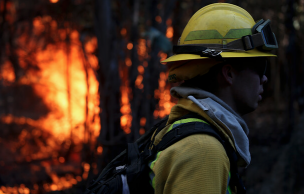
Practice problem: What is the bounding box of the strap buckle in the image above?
[201,49,222,57]
[241,35,254,51]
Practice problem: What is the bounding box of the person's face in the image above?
[231,59,268,115]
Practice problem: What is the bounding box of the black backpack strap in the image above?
[126,143,141,181]
[150,116,169,147]
[155,121,221,151]
[154,120,246,194]
[224,143,246,194]
[137,116,169,151]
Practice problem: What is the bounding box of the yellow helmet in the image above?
[163,3,277,63]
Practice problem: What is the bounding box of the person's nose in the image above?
[261,75,268,84]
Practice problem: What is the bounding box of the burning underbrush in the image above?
[0,117,93,193]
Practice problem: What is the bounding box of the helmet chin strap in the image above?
[173,32,274,57]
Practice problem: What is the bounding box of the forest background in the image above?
[0,0,304,193]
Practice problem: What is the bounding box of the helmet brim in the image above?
[161,49,277,63]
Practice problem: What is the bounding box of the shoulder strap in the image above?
[153,116,246,194]
[155,121,222,151]
[136,116,168,150]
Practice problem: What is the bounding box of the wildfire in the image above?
[1,18,100,140]
[0,15,100,193]
[31,23,100,142]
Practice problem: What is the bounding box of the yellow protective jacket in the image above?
[148,98,238,194]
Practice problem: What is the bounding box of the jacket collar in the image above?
[169,86,251,167]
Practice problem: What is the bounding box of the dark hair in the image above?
[182,62,224,93]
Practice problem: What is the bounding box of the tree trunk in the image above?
[94,0,126,171]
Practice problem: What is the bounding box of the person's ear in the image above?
[221,64,234,85]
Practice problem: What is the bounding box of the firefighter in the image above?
[148,3,278,194]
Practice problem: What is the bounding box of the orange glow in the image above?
[0,61,15,84]
[76,176,82,182]
[50,0,59,3]
[97,146,103,154]
[82,163,90,180]
[138,65,144,74]
[125,128,131,134]
[33,17,45,35]
[137,39,147,60]
[138,84,144,89]
[59,157,65,163]
[159,80,166,88]
[121,104,131,114]
[140,117,146,126]
[85,37,97,53]
[166,26,174,39]
[84,163,90,172]
[158,51,167,62]
[155,16,162,23]
[125,58,132,67]
[127,42,133,50]
[0,173,83,193]
[153,110,159,118]
[160,72,166,79]
[135,39,148,89]
[120,86,132,134]
[139,128,145,135]
[135,75,143,87]
[166,19,172,26]
[120,114,132,134]
[154,71,175,119]
[31,30,100,141]
[121,28,127,36]
[143,61,148,67]
[50,184,58,191]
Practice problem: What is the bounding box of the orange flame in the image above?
[0,15,100,192]
[22,16,101,142]
[0,61,15,84]
[154,71,175,118]
[120,86,132,134]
